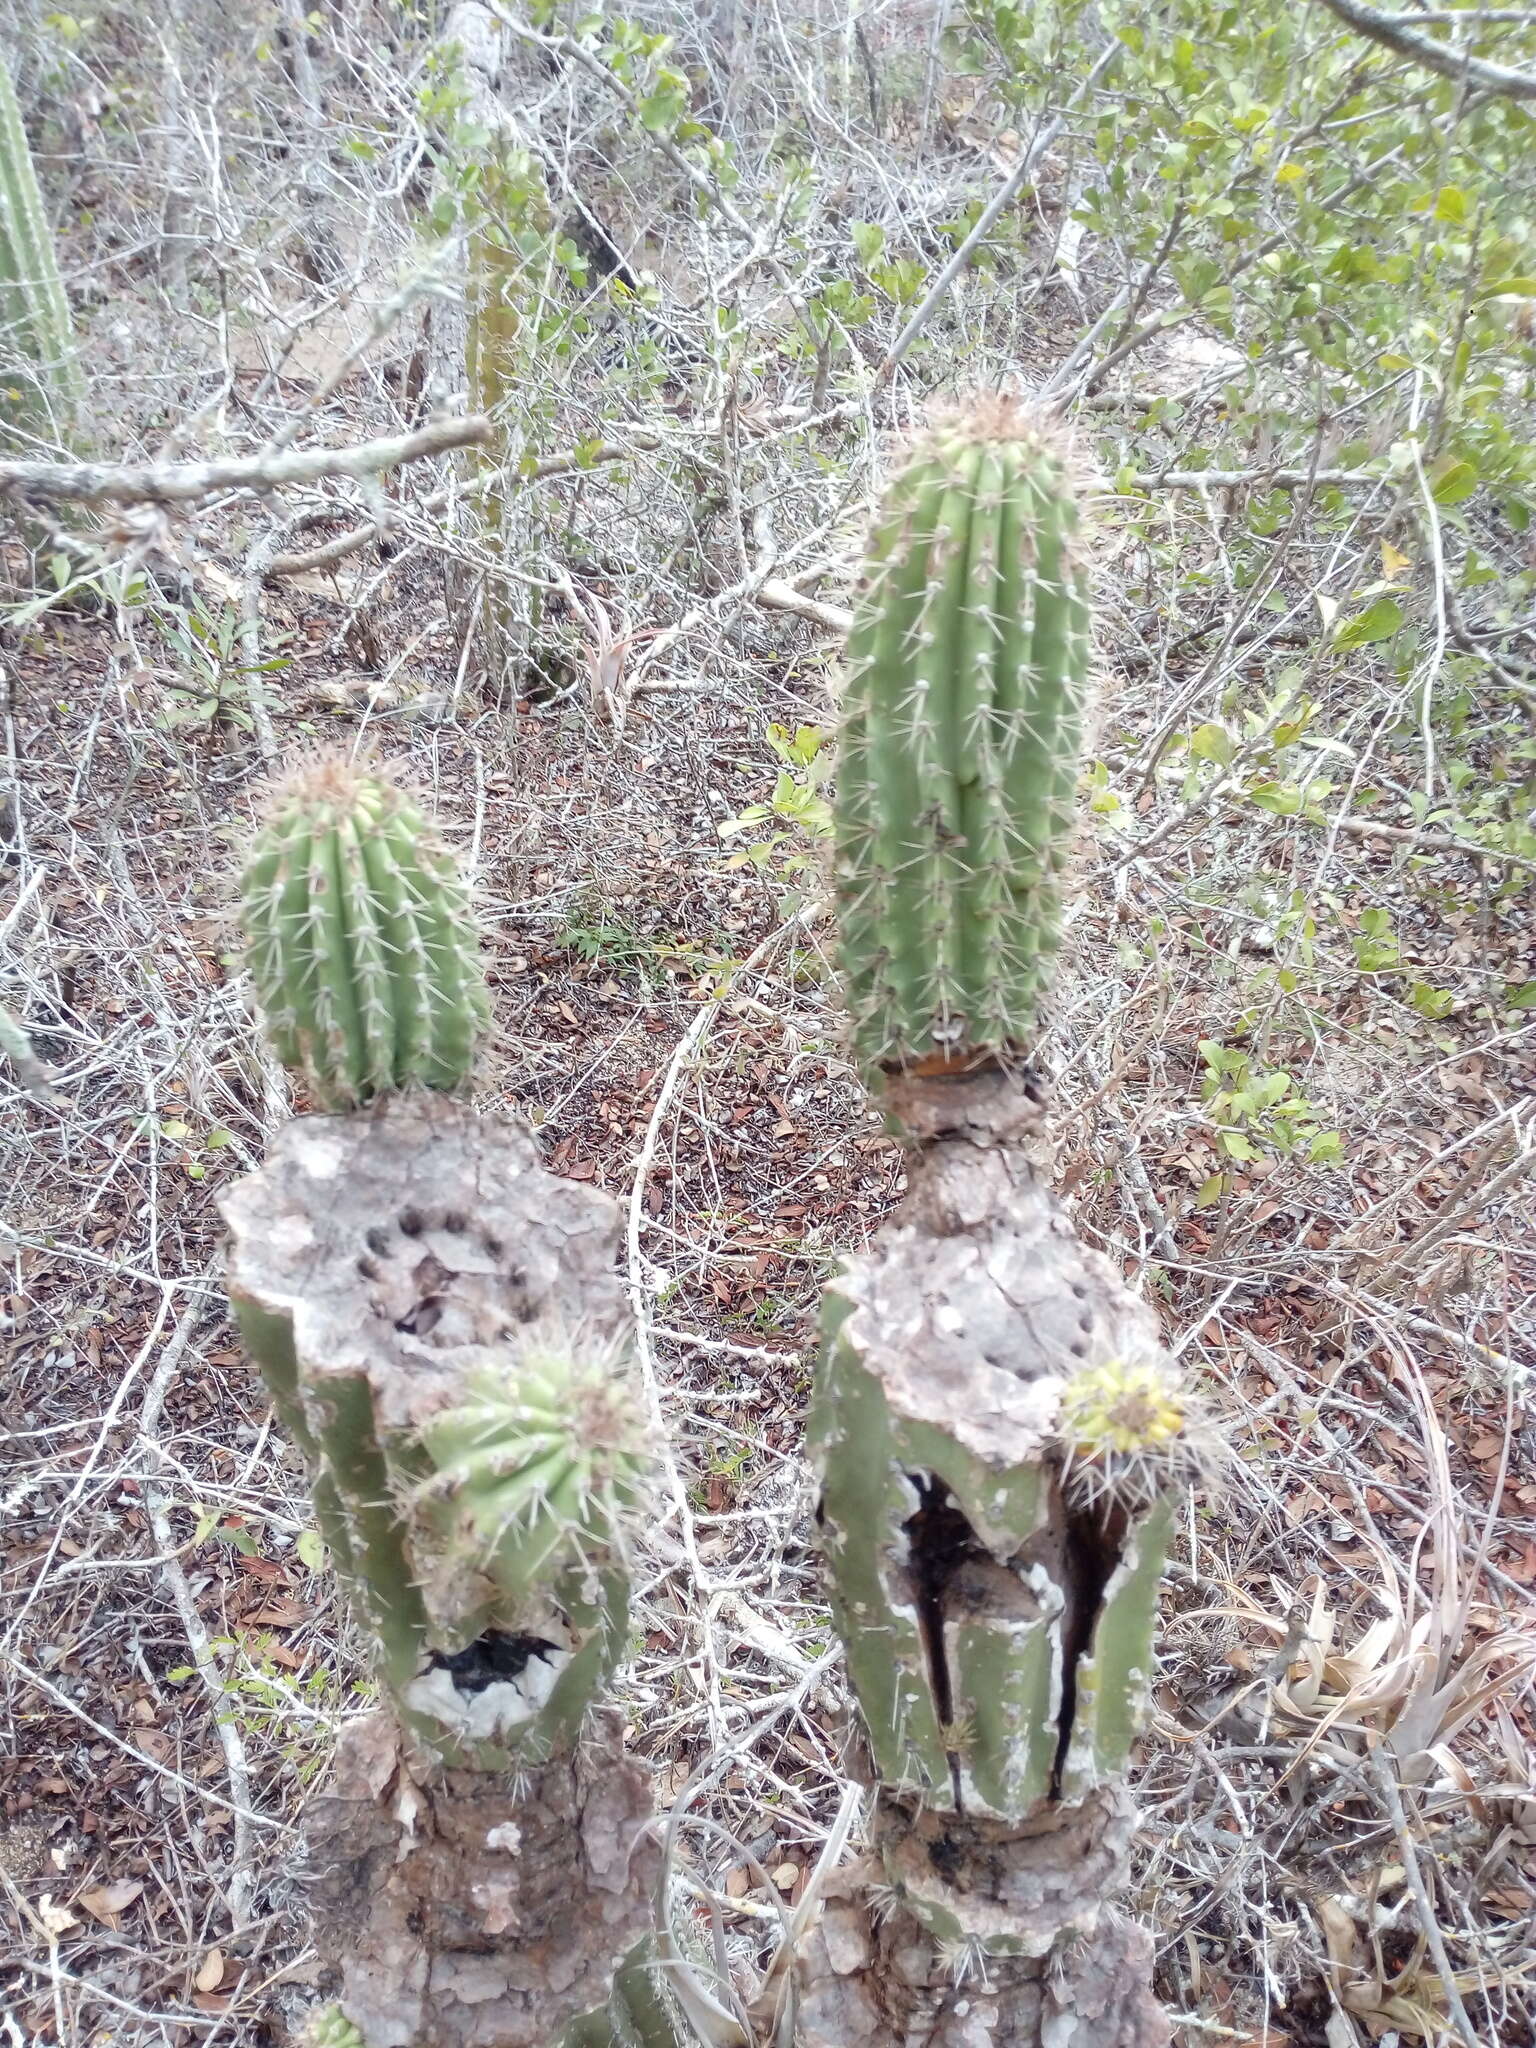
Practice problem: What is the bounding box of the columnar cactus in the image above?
[239,759,489,1112]
[834,399,1093,1080]
[0,51,82,429]
[801,405,1179,2041]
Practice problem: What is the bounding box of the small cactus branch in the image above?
[240,760,489,1113]
[834,400,1094,1084]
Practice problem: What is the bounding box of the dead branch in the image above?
[0,417,492,507]
[754,577,855,633]
[264,432,661,577]
[1318,0,1536,98]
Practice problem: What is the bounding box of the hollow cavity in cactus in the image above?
[239,759,489,1111]
[834,398,1093,1078]
[0,51,83,430]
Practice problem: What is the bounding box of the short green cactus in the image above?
[239,760,489,1111]
[834,399,1093,1078]
[422,1336,652,1599]
[302,2008,365,2048]
[1,51,82,430]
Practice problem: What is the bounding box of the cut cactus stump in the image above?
[301,1709,661,2048]
[803,1074,1179,2046]
[220,1098,666,2046]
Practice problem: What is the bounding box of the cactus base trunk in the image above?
[797,1789,1161,2048]
[302,1709,662,2048]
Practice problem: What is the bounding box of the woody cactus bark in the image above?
[798,404,1183,2046]
[222,766,677,2048]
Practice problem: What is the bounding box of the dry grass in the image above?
[2,4,1534,2044]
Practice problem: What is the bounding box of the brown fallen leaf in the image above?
[77,1877,144,1927]
[243,1597,313,1628]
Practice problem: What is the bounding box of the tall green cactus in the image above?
[834,399,1092,1080]
[0,51,83,431]
[808,408,1183,2030]
[240,759,489,1112]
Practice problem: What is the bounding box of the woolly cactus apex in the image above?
[835,397,1094,1082]
[239,759,489,1111]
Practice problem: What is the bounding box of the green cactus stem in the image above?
[239,759,489,1112]
[0,51,82,431]
[220,1097,649,1770]
[834,399,1093,1082]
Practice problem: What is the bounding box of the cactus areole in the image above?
[240,760,489,1112]
[835,400,1092,1083]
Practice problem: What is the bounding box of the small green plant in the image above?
[151,593,288,737]
[1198,1039,1344,1169]
[167,1638,367,1790]
[555,902,728,991]
[1351,905,1401,973]
[718,723,834,886]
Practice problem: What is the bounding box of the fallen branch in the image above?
[1318,0,1536,99]
[754,576,855,633]
[1325,810,1536,870]
[0,417,492,507]
[1145,466,1378,491]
